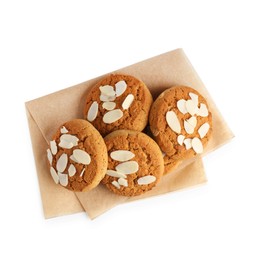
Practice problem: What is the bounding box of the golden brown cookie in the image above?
[149,86,212,174]
[102,130,164,196]
[46,119,108,192]
[83,74,153,136]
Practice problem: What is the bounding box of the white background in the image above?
[0,0,259,259]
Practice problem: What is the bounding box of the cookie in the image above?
[46,119,108,192]
[149,86,212,174]
[102,130,164,196]
[83,74,153,136]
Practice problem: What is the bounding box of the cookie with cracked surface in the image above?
[46,119,108,192]
[83,74,153,136]
[102,130,164,196]
[149,86,212,174]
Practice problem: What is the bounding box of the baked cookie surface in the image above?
[46,119,108,192]
[149,86,212,174]
[83,74,153,136]
[102,130,164,196]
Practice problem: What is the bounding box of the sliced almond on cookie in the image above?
[47,149,53,164]
[87,101,99,122]
[177,135,185,145]
[56,153,68,172]
[118,178,128,187]
[106,170,127,178]
[191,137,203,154]
[198,122,210,138]
[122,94,134,110]
[50,140,57,155]
[60,126,69,134]
[50,167,59,184]
[115,161,139,174]
[80,168,85,177]
[189,93,199,106]
[183,138,192,150]
[100,94,116,102]
[198,103,209,117]
[184,120,195,134]
[58,172,68,186]
[103,109,123,124]
[99,85,116,97]
[137,175,156,185]
[112,180,120,189]
[73,149,91,165]
[60,134,79,146]
[186,99,198,116]
[115,80,127,97]
[68,164,76,177]
[166,111,181,134]
[110,150,135,162]
[102,101,116,111]
[177,99,187,114]
[58,140,74,149]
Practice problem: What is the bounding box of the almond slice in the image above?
[183,138,192,150]
[189,93,199,106]
[115,161,139,174]
[122,94,134,110]
[106,170,127,178]
[50,140,57,155]
[99,85,116,97]
[177,99,187,114]
[137,175,156,185]
[58,172,68,186]
[100,94,116,102]
[110,150,135,162]
[118,178,128,187]
[112,180,120,189]
[186,99,198,116]
[68,164,76,177]
[58,139,74,149]
[187,116,197,128]
[60,126,69,134]
[70,154,78,163]
[56,153,68,172]
[103,109,123,124]
[184,120,195,134]
[115,80,127,97]
[87,101,99,122]
[198,103,209,117]
[60,134,79,146]
[191,137,203,154]
[50,167,59,184]
[47,149,53,164]
[80,168,85,177]
[102,101,116,111]
[198,122,210,138]
[166,111,181,134]
[73,149,91,165]
[177,135,185,145]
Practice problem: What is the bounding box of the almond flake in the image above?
[47,149,53,164]
[112,180,120,189]
[137,175,156,185]
[110,150,135,162]
[166,111,181,134]
[99,85,116,97]
[68,164,76,177]
[58,172,68,186]
[60,126,69,134]
[70,155,78,163]
[60,134,79,146]
[186,99,198,116]
[122,94,134,110]
[56,153,68,172]
[115,80,127,97]
[103,109,123,124]
[184,119,195,134]
[118,178,128,187]
[50,140,57,155]
[177,135,185,145]
[50,167,59,184]
[187,116,197,127]
[189,93,199,106]
[87,101,99,122]
[177,99,187,114]
[58,140,74,149]
[183,138,192,150]
[191,137,203,154]
[106,170,127,178]
[100,94,116,102]
[102,101,116,111]
[198,123,210,138]
[198,103,209,117]
[80,168,85,177]
[115,161,139,174]
[73,149,91,165]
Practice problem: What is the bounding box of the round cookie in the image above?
[46,119,108,192]
[149,86,212,174]
[102,130,164,196]
[83,74,153,136]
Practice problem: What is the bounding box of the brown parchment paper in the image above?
[26,49,234,219]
